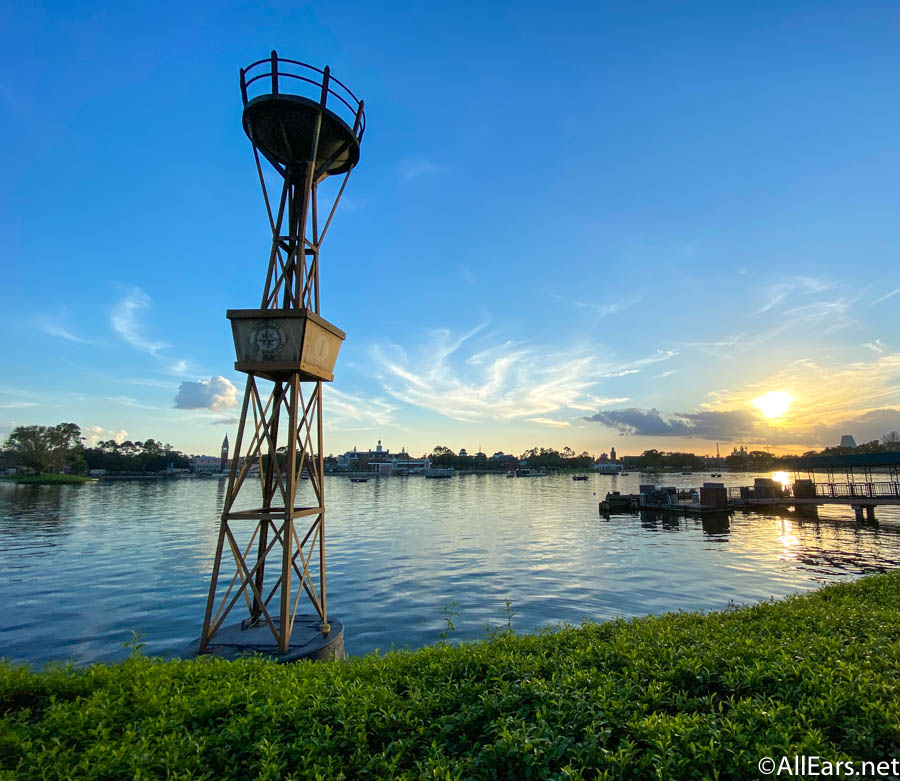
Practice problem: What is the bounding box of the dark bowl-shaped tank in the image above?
[243,94,360,177]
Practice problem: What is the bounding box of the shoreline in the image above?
[0,473,97,486]
[2,573,898,777]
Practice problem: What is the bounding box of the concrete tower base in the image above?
[183,615,345,662]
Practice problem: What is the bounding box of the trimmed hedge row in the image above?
[2,574,899,779]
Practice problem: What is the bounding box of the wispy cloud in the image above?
[399,158,449,181]
[122,377,178,390]
[869,287,899,308]
[370,328,670,423]
[754,276,832,315]
[35,309,93,344]
[607,349,678,375]
[684,333,746,358]
[684,275,862,360]
[552,294,642,317]
[0,386,39,411]
[864,339,885,354]
[324,387,397,429]
[105,395,160,410]
[569,395,630,411]
[111,287,169,356]
[525,417,572,428]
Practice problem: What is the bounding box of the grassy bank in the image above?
[2,575,899,779]
[0,473,96,485]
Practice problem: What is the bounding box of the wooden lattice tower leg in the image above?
[197,53,364,655]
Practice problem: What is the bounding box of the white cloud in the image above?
[111,287,169,356]
[84,425,128,447]
[864,339,885,354]
[173,376,238,410]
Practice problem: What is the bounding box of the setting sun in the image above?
[753,390,793,419]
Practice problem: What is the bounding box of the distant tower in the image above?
[376,439,383,453]
[840,435,857,449]
[610,446,617,462]
[220,434,229,473]
[192,52,365,660]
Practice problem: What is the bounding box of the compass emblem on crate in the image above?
[249,319,287,360]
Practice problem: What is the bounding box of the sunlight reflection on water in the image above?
[1,472,898,666]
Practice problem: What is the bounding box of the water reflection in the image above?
[772,470,792,489]
[0,485,72,549]
[1,473,899,666]
[701,514,731,537]
[637,511,730,537]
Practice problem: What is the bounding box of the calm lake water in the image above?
[2,472,899,666]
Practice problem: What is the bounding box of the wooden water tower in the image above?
[188,52,365,660]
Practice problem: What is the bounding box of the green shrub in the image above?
[2,574,899,779]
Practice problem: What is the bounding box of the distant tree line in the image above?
[428,445,593,471]
[1,423,190,475]
[623,450,712,470]
[85,438,190,473]
[625,431,900,471]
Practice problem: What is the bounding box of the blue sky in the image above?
[2,0,898,457]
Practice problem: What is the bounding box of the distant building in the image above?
[840,435,857,449]
[610,446,617,462]
[220,434,229,472]
[459,448,468,457]
[335,441,429,474]
[191,456,222,474]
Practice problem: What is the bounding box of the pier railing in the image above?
[727,482,900,501]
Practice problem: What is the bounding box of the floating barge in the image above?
[600,483,733,517]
